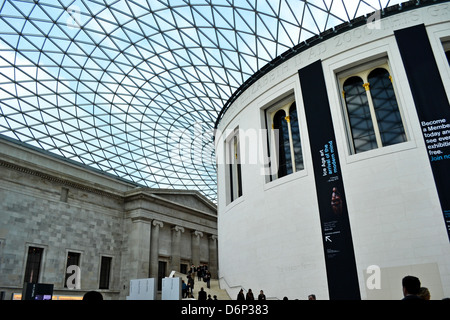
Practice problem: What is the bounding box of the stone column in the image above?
[170,225,184,273]
[208,235,218,279]
[191,231,203,267]
[129,217,152,279]
[150,220,163,279]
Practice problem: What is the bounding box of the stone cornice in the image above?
[0,159,124,200]
[124,189,217,219]
[0,136,218,221]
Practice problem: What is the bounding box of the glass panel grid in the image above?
[0,0,404,202]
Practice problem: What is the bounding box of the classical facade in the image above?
[0,136,217,300]
[215,2,450,300]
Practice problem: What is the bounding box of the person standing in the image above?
[401,275,422,300]
[182,280,188,298]
[189,264,196,278]
[198,287,207,300]
[246,289,255,300]
[197,265,203,281]
[258,290,266,300]
[418,287,430,300]
[237,289,245,301]
[187,274,195,294]
[205,270,211,289]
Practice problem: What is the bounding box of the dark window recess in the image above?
[24,247,43,283]
[64,252,80,288]
[99,256,112,289]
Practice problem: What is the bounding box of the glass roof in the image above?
[0,0,404,203]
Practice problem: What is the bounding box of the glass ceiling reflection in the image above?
[0,0,404,202]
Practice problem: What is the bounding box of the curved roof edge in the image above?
[214,0,448,130]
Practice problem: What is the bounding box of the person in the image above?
[83,291,103,301]
[197,265,203,281]
[246,289,254,300]
[258,290,266,300]
[189,264,196,278]
[182,280,188,298]
[185,292,195,300]
[418,287,430,300]
[205,270,211,289]
[237,289,245,300]
[187,275,195,294]
[207,294,212,301]
[401,275,422,300]
[308,294,316,300]
[213,295,218,300]
[198,287,207,300]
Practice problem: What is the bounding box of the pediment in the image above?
[125,188,216,215]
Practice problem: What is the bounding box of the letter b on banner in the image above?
[66,265,81,289]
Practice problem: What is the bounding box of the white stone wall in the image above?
[216,4,450,300]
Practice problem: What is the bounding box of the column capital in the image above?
[172,225,185,233]
[152,220,164,228]
[209,234,218,241]
[192,230,204,238]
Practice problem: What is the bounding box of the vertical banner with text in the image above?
[395,24,450,241]
[299,60,361,300]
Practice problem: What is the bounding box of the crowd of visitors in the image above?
[182,264,212,299]
[229,275,443,300]
[183,267,442,301]
[180,272,444,301]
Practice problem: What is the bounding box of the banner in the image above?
[395,24,450,241]
[299,60,361,300]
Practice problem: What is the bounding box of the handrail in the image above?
[219,276,247,294]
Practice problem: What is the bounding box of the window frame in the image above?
[224,127,243,204]
[64,250,82,288]
[99,255,113,290]
[443,41,450,65]
[23,245,46,284]
[265,94,304,181]
[338,60,407,155]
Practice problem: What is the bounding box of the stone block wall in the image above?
[0,138,217,300]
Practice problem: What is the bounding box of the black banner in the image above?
[395,24,450,241]
[299,60,361,300]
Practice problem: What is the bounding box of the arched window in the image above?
[368,68,406,147]
[226,129,242,204]
[341,65,406,154]
[273,109,292,178]
[343,76,377,153]
[268,100,304,180]
[289,103,304,172]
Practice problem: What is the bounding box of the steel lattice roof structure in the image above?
[0,0,406,202]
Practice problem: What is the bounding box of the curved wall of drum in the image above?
[215,2,450,300]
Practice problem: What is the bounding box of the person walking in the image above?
[187,275,195,294]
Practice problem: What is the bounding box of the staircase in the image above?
[172,271,231,300]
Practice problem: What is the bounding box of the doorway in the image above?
[157,261,167,291]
